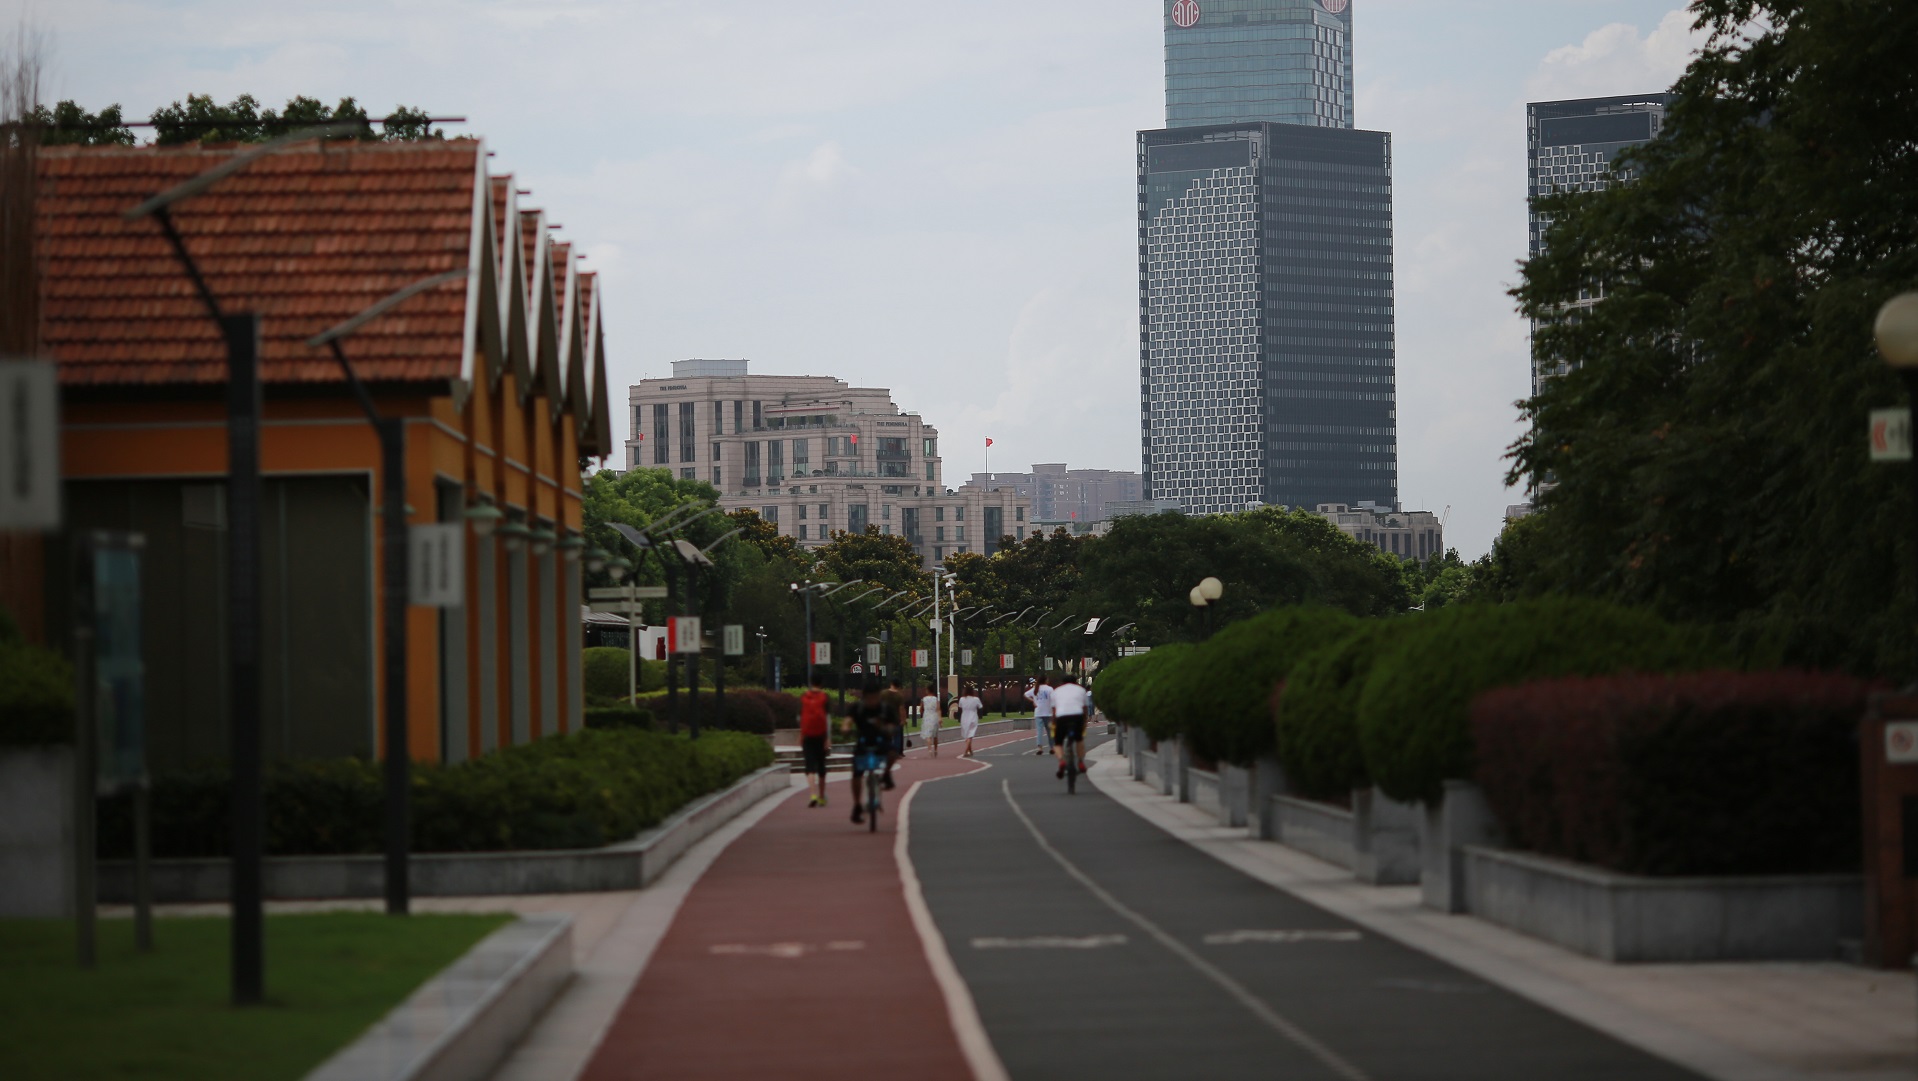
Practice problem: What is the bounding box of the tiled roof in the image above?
[550,242,571,330]
[38,140,481,387]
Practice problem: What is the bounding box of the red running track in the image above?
[579,733,1024,1081]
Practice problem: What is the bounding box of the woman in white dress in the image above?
[958,686,983,758]
[920,689,942,757]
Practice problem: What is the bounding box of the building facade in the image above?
[627,361,1030,566]
[1527,93,1672,396]
[960,463,1143,524]
[1314,502,1442,561]
[1139,121,1396,514]
[1165,0,1355,130]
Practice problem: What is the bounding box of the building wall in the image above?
[1314,502,1443,560]
[1164,0,1354,129]
[961,464,1144,524]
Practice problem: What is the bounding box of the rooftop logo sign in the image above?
[1321,0,1348,12]
[1171,0,1200,28]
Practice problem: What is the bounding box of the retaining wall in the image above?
[0,748,73,918]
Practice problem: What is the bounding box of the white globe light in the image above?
[1876,292,1918,369]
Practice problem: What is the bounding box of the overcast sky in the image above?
[26,0,1706,556]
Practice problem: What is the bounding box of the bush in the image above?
[99,728,774,857]
[1092,655,1148,726]
[582,706,655,730]
[731,688,800,730]
[582,647,632,703]
[633,689,776,734]
[1471,671,1870,875]
[1275,620,1415,799]
[1122,643,1201,743]
[0,638,74,747]
[1357,598,1728,805]
[1181,607,1357,766]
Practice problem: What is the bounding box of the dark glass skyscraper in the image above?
[1141,0,1395,514]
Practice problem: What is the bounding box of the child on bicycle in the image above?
[848,678,894,826]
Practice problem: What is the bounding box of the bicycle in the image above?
[855,744,887,831]
[1055,714,1087,795]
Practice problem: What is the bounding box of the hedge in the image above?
[98,728,774,858]
[1116,643,1200,743]
[632,689,776,734]
[1180,606,1357,766]
[1091,654,1149,727]
[582,649,712,705]
[1356,598,1728,805]
[0,636,73,748]
[582,705,655,730]
[1274,619,1414,800]
[1471,671,1869,875]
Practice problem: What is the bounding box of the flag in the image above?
[985,438,993,447]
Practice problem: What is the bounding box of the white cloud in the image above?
[1527,9,1706,102]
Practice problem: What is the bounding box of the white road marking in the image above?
[1001,779,1376,1081]
[707,940,868,958]
[1205,930,1363,945]
[971,934,1128,950]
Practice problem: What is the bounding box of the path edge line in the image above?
[897,757,1012,1081]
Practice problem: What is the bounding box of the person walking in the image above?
[919,686,942,757]
[799,673,831,808]
[957,684,983,758]
[1025,677,1054,755]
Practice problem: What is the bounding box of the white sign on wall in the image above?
[408,523,464,607]
[0,359,59,530]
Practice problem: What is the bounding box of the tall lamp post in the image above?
[1874,295,1918,615]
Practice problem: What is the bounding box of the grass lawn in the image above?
[0,911,511,1081]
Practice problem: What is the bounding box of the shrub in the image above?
[99,728,774,857]
[582,706,655,730]
[582,647,632,702]
[1471,671,1870,875]
[633,689,776,735]
[0,638,74,747]
[1123,643,1200,743]
[1181,607,1357,766]
[731,688,800,730]
[1357,598,1728,805]
[1275,620,1415,799]
[1092,655,1148,726]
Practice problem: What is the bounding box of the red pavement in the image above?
[579,733,1023,1081]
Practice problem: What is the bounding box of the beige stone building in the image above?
[627,360,1031,566]
[1314,502,1445,561]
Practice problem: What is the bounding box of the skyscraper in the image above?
[1165,0,1354,129]
[1140,0,1396,514]
[1526,94,1672,396]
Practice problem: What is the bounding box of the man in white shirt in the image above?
[1049,675,1090,779]
[1024,678,1054,755]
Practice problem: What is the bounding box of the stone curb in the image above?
[98,764,792,902]
[303,912,573,1081]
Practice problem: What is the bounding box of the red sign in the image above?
[1171,0,1200,28]
[1321,0,1347,12]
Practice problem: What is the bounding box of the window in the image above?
[653,403,669,464]
[744,442,761,487]
[799,525,808,540]
[923,438,937,457]
[955,526,965,541]
[817,503,829,519]
[681,468,694,480]
[713,401,723,436]
[925,462,935,481]
[848,504,868,533]
[712,441,721,462]
[769,440,784,483]
[734,400,743,434]
[679,402,696,463]
[936,526,946,542]
[934,546,943,561]
[1015,507,1025,522]
[762,505,779,524]
[934,507,945,522]
[954,506,965,521]
[1016,526,1026,540]
[798,504,808,520]
[883,525,891,535]
[712,467,721,486]
[792,438,809,471]
[753,401,763,429]
[881,504,892,520]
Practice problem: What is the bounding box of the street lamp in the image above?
[1875,294,1918,621]
[1190,576,1223,638]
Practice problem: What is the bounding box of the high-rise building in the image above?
[627,360,1030,566]
[959,463,1144,523]
[1143,0,1394,516]
[1139,122,1396,515]
[1526,94,1672,396]
[1165,0,1354,129]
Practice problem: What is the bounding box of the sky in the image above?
[20,0,1710,557]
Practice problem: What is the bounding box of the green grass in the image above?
[0,911,511,1081]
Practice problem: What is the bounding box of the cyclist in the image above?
[1050,673,1090,780]
[849,678,892,826]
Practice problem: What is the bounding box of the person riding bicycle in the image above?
[848,678,894,826]
[880,678,908,789]
[1050,673,1090,780]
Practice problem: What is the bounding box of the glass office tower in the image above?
[1165,0,1354,129]
[1139,122,1395,513]
[1526,94,1671,396]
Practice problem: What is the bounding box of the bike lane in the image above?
[578,734,1024,1081]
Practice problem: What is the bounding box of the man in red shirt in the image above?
[799,673,832,808]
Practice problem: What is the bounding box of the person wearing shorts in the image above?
[1026,678,1053,755]
[1049,674,1090,778]
[800,673,831,808]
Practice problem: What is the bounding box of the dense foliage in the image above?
[1179,607,1357,766]
[98,728,773,857]
[0,614,71,747]
[1509,0,1918,677]
[1471,671,1870,875]
[1356,599,1728,805]
[1274,620,1414,799]
[630,688,777,734]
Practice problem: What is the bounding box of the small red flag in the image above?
[985,438,994,447]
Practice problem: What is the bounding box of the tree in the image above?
[1510,0,1918,675]
[812,527,924,597]
[148,93,444,145]
[30,101,134,146]
[727,508,808,570]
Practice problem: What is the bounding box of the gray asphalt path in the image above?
[908,733,1704,1081]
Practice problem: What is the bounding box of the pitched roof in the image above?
[38,139,482,387]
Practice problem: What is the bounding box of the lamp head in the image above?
[1189,585,1207,607]
[1876,292,1918,369]
[1198,576,1223,602]
[607,556,632,582]
[465,501,503,538]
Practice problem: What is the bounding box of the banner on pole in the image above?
[912,648,929,667]
[669,616,702,654]
[1000,653,1015,669]
[723,624,745,656]
[408,523,464,607]
[811,641,832,664]
[865,642,881,664]
[960,649,973,666]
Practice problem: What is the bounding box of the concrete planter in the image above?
[1188,767,1223,820]
[1352,788,1421,886]
[1217,763,1251,829]
[1252,756,1286,841]
[99,764,790,903]
[1272,795,1358,871]
[1421,779,1503,913]
[1463,846,1864,962]
[0,747,74,918]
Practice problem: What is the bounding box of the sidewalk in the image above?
[1085,743,1916,1081]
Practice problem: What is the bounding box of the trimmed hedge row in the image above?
[1273,619,1414,800]
[1180,607,1357,765]
[97,727,774,858]
[1470,671,1869,875]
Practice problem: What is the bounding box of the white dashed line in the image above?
[971,934,1129,950]
[1204,930,1363,945]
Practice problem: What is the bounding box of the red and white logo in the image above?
[1321,0,1348,13]
[1171,0,1200,28]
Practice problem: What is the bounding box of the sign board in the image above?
[912,648,929,667]
[811,641,832,665]
[850,662,864,674]
[408,523,464,607]
[1084,617,1101,635]
[1000,653,1015,669]
[865,642,881,664]
[1119,645,1153,657]
[589,601,649,616]
[1044,657,1055,672]
[928,618,942,632]
[669,616,701,654]
[723,624,745,656]
[1871,408,1911,462]
[86,535,146,791]
[1082,656,1095,672]
[960,649,973,666]
[588,585,668,600]
[0,359,60,530]
[1171,0,1201,28]
[1888,722,1918,764]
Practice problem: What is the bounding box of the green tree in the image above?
[148,94,441,145]
[1509,0,1918,674]
[812,527,924,597]
[30,101,134,146]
